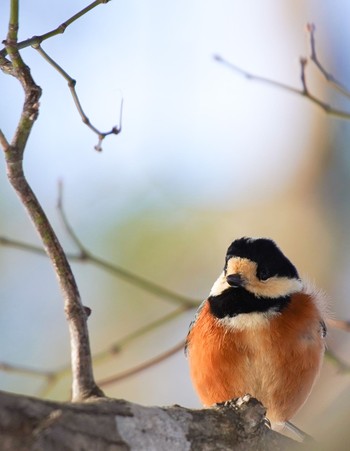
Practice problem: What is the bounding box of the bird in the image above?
[186,237,326,435]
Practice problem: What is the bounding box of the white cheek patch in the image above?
[209,272,230,297]
[209,270,303,299]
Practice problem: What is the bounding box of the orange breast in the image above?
[187,292,324,423]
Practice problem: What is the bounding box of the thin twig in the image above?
[326,318,350,333]
[0,306,191,398]
[56,183,198,308]
[0,234,199,308]
[299,57,308,95]
[92,306,192,364]
[0,0,112,58]
[214,54,350,119]
[99,340,185,387]
[0,129,10,150]
[0,362,55,379]
[307,23,350,99]
[33,44,122,151]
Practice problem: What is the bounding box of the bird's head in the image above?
[209,238,303,322]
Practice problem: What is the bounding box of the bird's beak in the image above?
[226,273,244,287]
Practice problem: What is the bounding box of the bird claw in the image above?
[263,417,271,429]
[213,394,253,409]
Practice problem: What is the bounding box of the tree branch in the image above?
[213,54,350,119]
[1,0,120,151]
[0,233,198,308]
[0,1,102,402]
[33,44,122,151]
[0,391,305,450]
[99,341,185,388]
[0,1,112,57]
[307,23,350,99]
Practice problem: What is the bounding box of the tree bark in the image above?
[0,391,307,451]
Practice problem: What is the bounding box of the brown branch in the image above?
[326,318,350,333]
[33,44,122,151]
[307,23,350,99]
[214,54,350,119]
[56,182,198,308]
[40,307,191,397]
[0,0,112,58]
[0,362,54,379]
[0,306,191,398]
[0,233,198,308]
[0,1,102,402]
[1,0,120,151]
[0,129,10,149]
[99,341,185,387]
[299,57,308,94]
[2,391,302,451]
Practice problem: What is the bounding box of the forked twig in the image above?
[214,35,350,120]
[307,23,350,99]
[214,24,350,118]
[1,0,119,151]
[33,44,122,151]
[0,0,112,58]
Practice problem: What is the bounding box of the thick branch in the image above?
[0,391,305,451]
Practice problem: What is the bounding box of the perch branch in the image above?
[2,391,301,451]
[0,0,102,402]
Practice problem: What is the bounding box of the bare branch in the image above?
[57,183,198,307]
[326,318,350,333]
[0,233,199,308]
[0,1,112,57]
[99,341,185,387]
[0,129,10,150]
[307,23,350,99]
[0,1,103,402]
[33,44,122,151]
[214,54,350,119]
[0,362,54,379]
[299,57,308,94]
[0,307,190,398]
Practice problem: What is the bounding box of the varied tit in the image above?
[186,237,326,432]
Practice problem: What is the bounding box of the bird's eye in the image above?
[258,267,270,281]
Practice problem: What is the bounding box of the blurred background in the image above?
[1,0,350,447]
